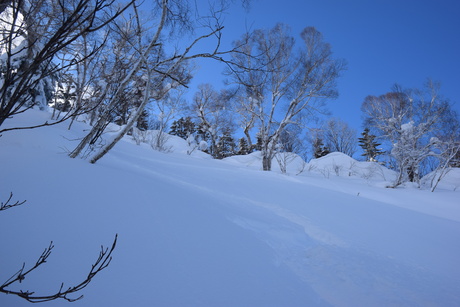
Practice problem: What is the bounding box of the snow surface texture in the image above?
[1,109,459,306]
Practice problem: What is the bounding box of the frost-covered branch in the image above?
[361,81,460,187]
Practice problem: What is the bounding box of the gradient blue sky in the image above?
[190,0,460,132]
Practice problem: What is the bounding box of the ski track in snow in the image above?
[2,110,460,306]
[228,199,460,307]
[107,146,460,306]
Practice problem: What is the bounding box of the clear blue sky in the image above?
[190,0,460,132]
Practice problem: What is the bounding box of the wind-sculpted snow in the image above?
[1,109,459,306]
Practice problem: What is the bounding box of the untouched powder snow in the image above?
[1,109,459,306]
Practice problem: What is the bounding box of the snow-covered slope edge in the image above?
[1,110,459,307]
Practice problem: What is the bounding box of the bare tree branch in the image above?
[0,0,134,131]
[0,192,26,211]
[0,234,118,303]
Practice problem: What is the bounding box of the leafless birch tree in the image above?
[322,117,357,157]
[69,0,248,163]
[362,80,460,187]
[228,24,345,170]
[191,83,234,157]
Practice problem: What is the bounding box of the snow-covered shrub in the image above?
[151,131,172,153]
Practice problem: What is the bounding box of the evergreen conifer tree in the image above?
[136,109,150,131]
[358,128,383,162]
[215,130,236,159]
[169,117,196,139]
[254,133,263,151]
[237,137,250,155]
[196,122,211,143]
[313,137,330,158]
[450,149,460,168]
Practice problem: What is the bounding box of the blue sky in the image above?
[189,0,460,132]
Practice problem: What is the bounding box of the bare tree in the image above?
[274,147,297,174]
[228,24,345,170]
[69,0,172,160]
[149,88,187,151]
[69,0,248,163]
[191,83,235,158]
[0,0,132,133]
[427,139,460,192]
[0,193,117,303]
[322,117,357,157]
[278,124,305,155]
[233,92,258,152]
[63,30,112,130]
[362,80,460,187]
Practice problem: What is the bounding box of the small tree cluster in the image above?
[237,137,250,155]
[169,117,197,140]
[215,129,236,159]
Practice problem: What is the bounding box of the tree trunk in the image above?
[89,66,152,164]
[262,154,272,171]
[69,0,167,159]
[244,128,253,152]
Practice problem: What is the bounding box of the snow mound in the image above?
[118,126,212,159]
[307,152,396,182]
[421,168,460,191]
[223,151,306,173]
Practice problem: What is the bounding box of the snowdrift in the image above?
[1,109,459,307]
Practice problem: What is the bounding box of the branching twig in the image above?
[0,234,118,303]
[0,192,26,211]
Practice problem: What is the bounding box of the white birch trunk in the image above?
[69,0,168,159]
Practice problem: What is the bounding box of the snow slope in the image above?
[1,109,459,306]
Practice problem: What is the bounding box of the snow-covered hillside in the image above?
[1,110,459,306]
